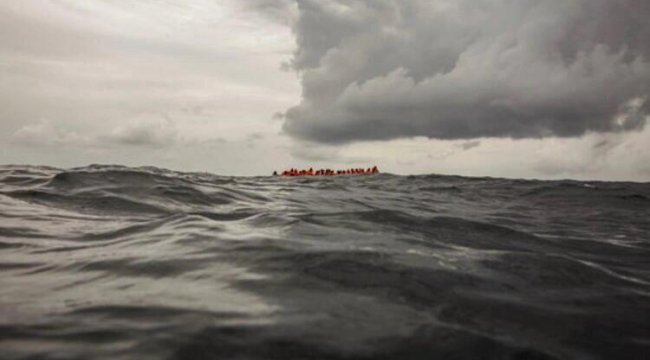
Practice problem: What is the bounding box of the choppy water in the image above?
[0,165,649,360]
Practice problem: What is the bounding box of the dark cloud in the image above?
[459,141,481,151]
[239,0,297,25]
[276,0,650,144]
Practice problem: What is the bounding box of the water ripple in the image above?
[1,165,649,359]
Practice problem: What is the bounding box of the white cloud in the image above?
[11,119,91,147]
[0,0,299,174]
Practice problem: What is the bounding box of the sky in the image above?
[1,0,649,180]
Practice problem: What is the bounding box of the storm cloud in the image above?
[279,0,650,144]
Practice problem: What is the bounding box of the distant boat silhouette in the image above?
[275,166,379,176]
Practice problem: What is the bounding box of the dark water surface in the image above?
[1,165,649,360]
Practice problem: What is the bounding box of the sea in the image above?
[0,164,649,360]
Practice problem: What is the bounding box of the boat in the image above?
[273,166,379,176]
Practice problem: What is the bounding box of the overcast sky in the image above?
[1,0,649,180]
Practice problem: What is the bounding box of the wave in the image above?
[0,165,649,359]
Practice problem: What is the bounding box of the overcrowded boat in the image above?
[273,166,379,177]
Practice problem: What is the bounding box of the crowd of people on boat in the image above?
[273,166,379,177]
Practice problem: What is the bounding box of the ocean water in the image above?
[0,164,649,360]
